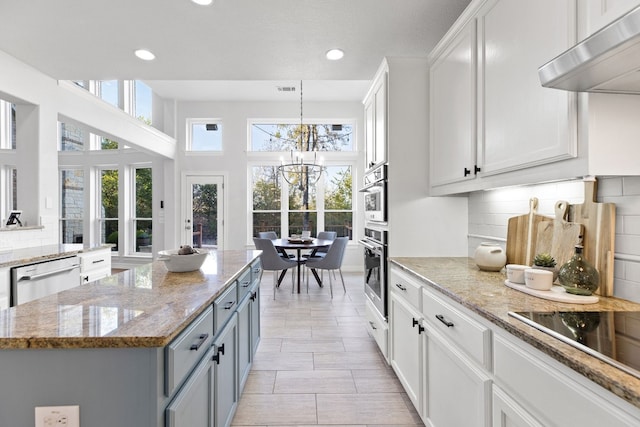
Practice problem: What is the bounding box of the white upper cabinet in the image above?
[478,0,577,177]
[429,0,578,195]
[429,18,478,187]
[581,0,640,37]
[364,63,388,170]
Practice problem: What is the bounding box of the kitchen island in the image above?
[389,257,640,426]
[0,249,262,427]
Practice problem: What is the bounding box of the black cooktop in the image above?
[509,311,640,380]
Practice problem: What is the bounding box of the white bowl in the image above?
[524,268,553,291]
[505,264,529,284]
[158,249,208,272]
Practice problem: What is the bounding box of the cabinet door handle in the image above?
[212,353,220,365]
[83,276,89,282]
[395,283,407,291]
[223,301,235,310]
[435,314,454,328]
[250,291,257,301]
[464,167,471,177]
[474,165,481,175]
[218,343,225,356]
[369,321,377,330]
[412,318,419,327]
[189,333,209,351]
[412,318,425,334]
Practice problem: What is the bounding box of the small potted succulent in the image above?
[532,252,558,282]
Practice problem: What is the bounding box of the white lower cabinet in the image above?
[492,385,543,427]
[389,290,423,413]
[78,247,111,285]
[424,326,492,427]
[364,298,388,360]
[494,332,640,427]
[0,267,9,310]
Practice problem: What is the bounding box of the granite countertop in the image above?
[0,249,261,350]
[390,257,640,410]
[0,243,110,268]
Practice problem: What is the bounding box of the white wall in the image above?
[468,176,640,303]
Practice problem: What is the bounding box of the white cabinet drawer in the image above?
[80,269,110,285]
[389,267,422,311]
[422,287,491,369]
[78,249,111,273]
[165,305,214,397]
[365,298,388,360]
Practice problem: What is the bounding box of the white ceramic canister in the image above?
[474,243,507,272]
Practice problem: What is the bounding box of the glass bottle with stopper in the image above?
[558,245,599,296]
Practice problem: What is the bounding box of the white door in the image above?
[183,175,224,250]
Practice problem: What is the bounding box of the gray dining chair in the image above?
[258,231,295,259]
[253,238,298,299]
[311,231,337,258]
[305,237,348,298]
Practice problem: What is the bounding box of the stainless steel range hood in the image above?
[539,5,640,94]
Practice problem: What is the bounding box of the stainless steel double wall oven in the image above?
[359,164,388,319]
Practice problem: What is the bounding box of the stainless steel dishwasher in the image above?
[10,256,81,306]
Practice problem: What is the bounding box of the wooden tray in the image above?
[504,280,599,304]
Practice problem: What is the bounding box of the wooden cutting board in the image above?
[567,178,616,297]
[535,201,584,270]
[506,198,553,266]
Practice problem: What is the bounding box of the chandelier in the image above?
[278,81,325,189]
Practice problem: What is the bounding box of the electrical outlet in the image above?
[35,405,79,427]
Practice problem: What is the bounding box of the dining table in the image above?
[272,238,334,293]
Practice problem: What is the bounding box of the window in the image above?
[251,123,353,152]
[248,121,355,240]
[60,169,84,243]
[251,165,281,236]
[133,167,152,253]
[187,119,223,151]
[99,168,119,250]
[324,165,353,239]
[59,122,85,151]
[0,100,16,149]
[134,80,153,124]
[96,80,119,108]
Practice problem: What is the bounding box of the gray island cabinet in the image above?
[0,250,262,427]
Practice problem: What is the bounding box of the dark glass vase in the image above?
[558,245,599,296]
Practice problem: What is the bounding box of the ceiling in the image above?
[0,0,471,101]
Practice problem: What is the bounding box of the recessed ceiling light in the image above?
[326,48,344,61]
[134,49,155,61]
[191,0,213,5]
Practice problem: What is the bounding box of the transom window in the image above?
[186,119,223,152]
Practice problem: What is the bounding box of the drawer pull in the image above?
[190,333,209,351]
[241,280,251,288]
[223,301,236,310]
[436,314,454,328]
[395,283,407,291]
[369,321,377,330]
[253,268,261,274]
[92,259,105,264]
[412,318,425,334]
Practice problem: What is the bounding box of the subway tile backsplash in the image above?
[468,176,640,304]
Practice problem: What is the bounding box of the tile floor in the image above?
[231,270,424,427]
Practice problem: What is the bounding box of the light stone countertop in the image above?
[0,249,261,349]
[390,257,640,410]
[0,243,110,268]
